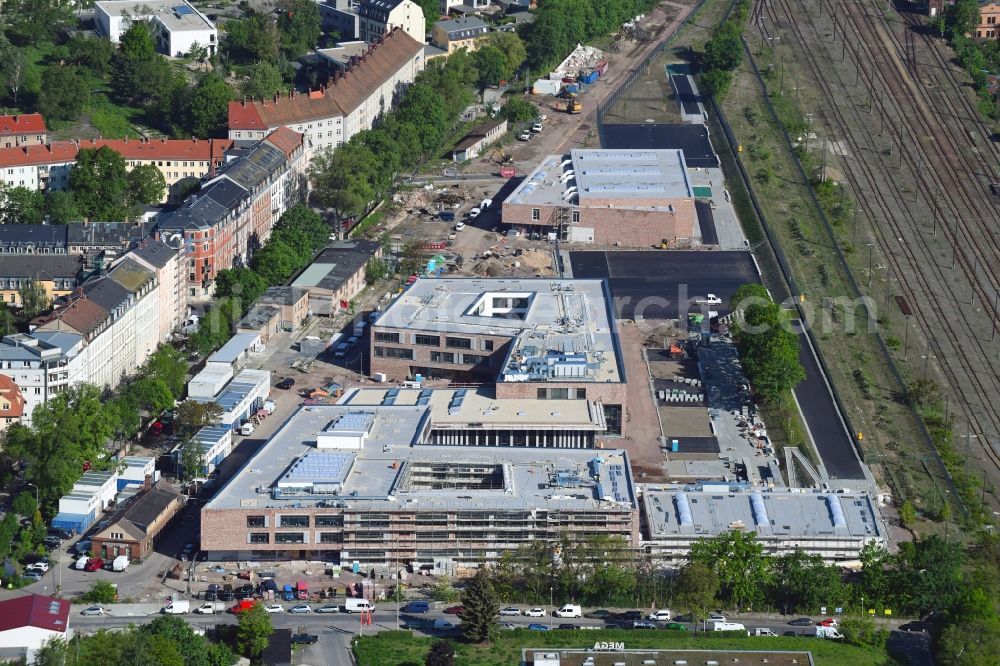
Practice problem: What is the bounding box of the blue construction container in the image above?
[579,70,598,85]
[565,83,580,94]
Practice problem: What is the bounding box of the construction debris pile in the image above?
[468,246,555,278]
[549,44,605,80]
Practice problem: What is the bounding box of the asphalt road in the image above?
[568,250,759,320]
[792,322,866,480]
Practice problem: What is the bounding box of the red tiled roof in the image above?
[228,27,423,130]
[0,594,70,634]
[0,113,47,136]
[0,374,25,420]
[263,127,304,158]
[32,294,109,336]
[0,138,235,168]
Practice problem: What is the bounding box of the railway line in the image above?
[748,0,1000,503]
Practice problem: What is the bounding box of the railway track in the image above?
[749,0,1000,496]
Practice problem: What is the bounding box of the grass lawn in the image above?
[354,629,890,666]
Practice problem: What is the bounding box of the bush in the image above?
[80,580,118,604]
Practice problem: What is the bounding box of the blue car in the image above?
[527,623,549,631]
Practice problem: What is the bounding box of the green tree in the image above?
[424,639,455,666]
[175,400,224,435]
[502,97,539,123]
[213,267,267,305]
[891,535,965,615]
[223,13,281,64]
[236,603,273,660]
[128,164,167,205]
[460,568,498,643]
[66,35,116,77]
[45,190,79,224]
[484,32,526,72]
[240,61,286,100]
[674,560,719,619]
[856,542,890,610]
[308,146,377,223]
[69,147,130,221]
[123,376,175,415]
[0,302,15,335]
[276,0,322,58]
[699,68,733,98]
[689,531,770,611]
[838,615,889,648]
[473,45,512,90]
[770,550,844,614]
[899,499,917,528]
[1,0,74,45]
[189,74,234,137]
[413,0,439,31]
[250,240,303,285]
[142,345,188,400]
[1,185,46,224]
[365,258,389,283]
[937,617,1000,665]
[33,636,69,666]
[11,491,38,519]
[112,21,176,107]
[1,48,32,107]
[81,579,119,604]
[947,0,980,38]
[273,204,330,252]
[179,440,206,480]
[38,65,90,121]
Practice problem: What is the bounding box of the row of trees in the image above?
[730,283,805,404]
[521,0,658,71]
[31,616,240,666]
[2,346,187,515]
[697,0,751,98]
[187,205,329,356]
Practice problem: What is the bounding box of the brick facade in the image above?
[370,325,513,382]
[501,201,697,247]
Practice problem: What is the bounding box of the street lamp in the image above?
[549,586,553,630]
[26,482,38,508]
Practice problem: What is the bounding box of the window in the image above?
[319,532,343,544]
[462,353,486,365]
[249,533,269,544]
[575,388,587,399]
[430,351,454,363]
[415,334,440,346]
[603,404,623,435]
[275,532,304,544]
[445,337,472,349]
[483,340,494,351]
[531,208,540,221]
[375,346,413,359]
[374,331,399,343]
[279,515,309,527]
[572,211,580,223]
[315,515,343,527]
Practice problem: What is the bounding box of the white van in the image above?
[162,600,190,614]
[75,556,90,570]
[754,628,777,637]
[553,604,582,618]
[713,621,748,634]
[344,598,374,613]
[239,422,255,436]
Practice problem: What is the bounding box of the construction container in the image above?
[579,70,598,85]
[565,83,580,94]
[532,78,562,96]
[594,60,608,76]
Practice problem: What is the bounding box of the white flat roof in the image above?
[96,0,215,32]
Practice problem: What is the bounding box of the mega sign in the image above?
[592,642,625,651]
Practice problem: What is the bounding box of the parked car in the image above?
[518,130,532,141]
[433,619,455,631]
[83,557,104,572]
[277,378,295,390]
[664,622,687,631]
[290,634,318,644]
[443,605,465,615]
[523,608,546,617]
[585,609,613,619]
[818,618,838,627]
[617,611,642,622]
[531,123,543,133]
[454,222,465,231]
[26,562,49,574]
[499,622,516,630]
[316,604,340,614]
[783,630,799,637]
[288,604,312,614]
[499,607,521,616]
[708,613,728,623]
[263,604,284,614]
[527,623,549,631]
[899,621,929,633]
[557,623,577,630]
[43,536,61,549]
[23,570,43,581]
[648,609,672,621]
[468,207,481,219]
[48,528,72,540]
[788,617,814,626]
[334,342,349,358]
[81,606,106,616]
[633,620,658,629]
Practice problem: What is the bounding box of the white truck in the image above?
[343,598,374,614]
[162,600,190,615]
[553,604,582,618]
[816,625,844,639]
[195,601,227,614]
[753,628,778,637]
[111,555,129,572]
[694,294,723,305]
[712,621,749,635]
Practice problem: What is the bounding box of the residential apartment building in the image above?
[431,16,489,54]
[502,149,698,246]
[290,240,382,315]
[95,0,218,57]
[358,0,424,43]
[0,114,47,148]
[978,2,1000,38]
[0,255,85,309]
[439,0,490,15]
[32,258,161,393]
[229,27,425,154]
[0,374,25,432]
[320,0,361,39]
[0,332,89,423]
[0,137,232,202]
[370,278,628,435]
[157,129,307,299]
[125,239,185,346]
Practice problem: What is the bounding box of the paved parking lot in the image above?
[567,250,759,320]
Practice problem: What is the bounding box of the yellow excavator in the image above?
[565,95,582,114]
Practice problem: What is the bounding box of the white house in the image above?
[95,0,218,57]
[0,595,71,661]
[358,0,424,44]
[72,471,119,511]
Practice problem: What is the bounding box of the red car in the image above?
[443,605,465,615]
[819,618,838,627]
[83,557,104,572]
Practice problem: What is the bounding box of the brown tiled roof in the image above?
[263,127,305,159]
[0,137,234,168]
[32,294,108,336]
[0,113,46,136]
[228,27,423,130]
[0,374,25,420]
